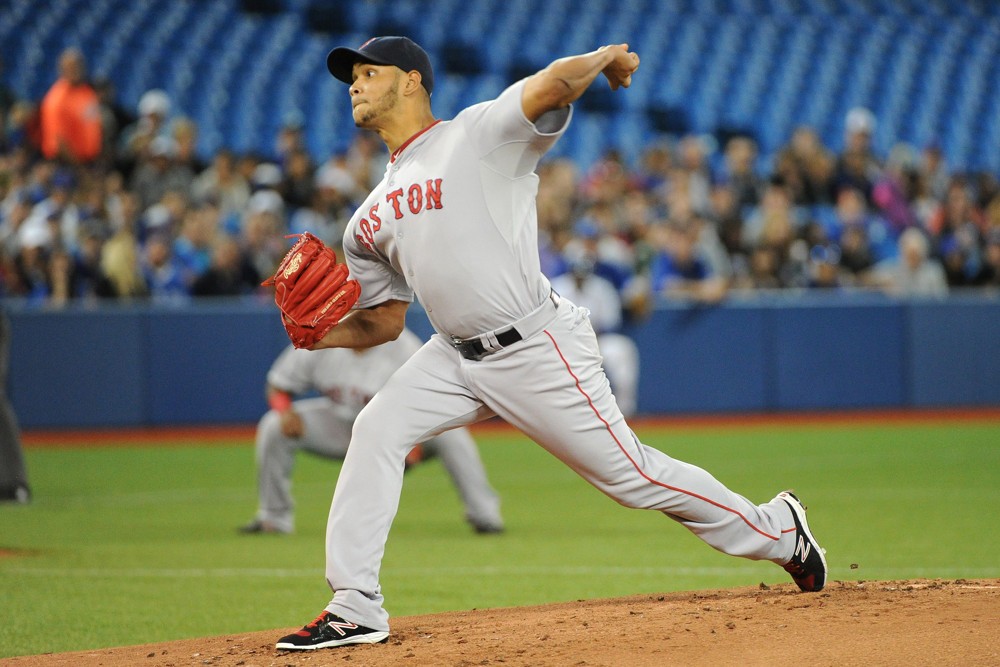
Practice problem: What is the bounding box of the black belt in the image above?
[452,327,522,361]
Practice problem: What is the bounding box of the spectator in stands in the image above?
[743,176,801,257]
[550,257,640,417]
[0,57,16,119]
[939,235,982,288]
[837,224,875,284]
[673,135,712,214]
[926,179,985,284]
[709,182,747,266]
[984,192,1000,238]
[633,141,673,194]
[19,169,80,252]
[828,186,897,264]
[130,136,193,210]
[834,107,881,201]
[735,244,783,290]
[280,148,315,210]
[536,158,579,279]
[313,152,362,208]
[562,218,633,292]
[235,152,263,193]
[119,89,172,172]
[580,148,631,205]
[3,100,38,156]
[10,224,51,302]
[173,203,218,288]
[0,194,32,263]
[70,176,114,258]
[649,218,728,304]
[100,226,147,299]
[0,67,15,152]
[345,131,387,193]
[274,110,306,166]
[717,135,763,209]
[92,76,133,169]
[873,228,947,297]
[39,48,101,165]
[142,232,188,303]
[140,188,188,244]
[775,126,837,206]
[871,143,919,236]
[46,246,77,307]
[71,226,115,300]
[191,149,251,228]
[920,142,950,202]
[805,244,843,289]
[618,190,658,317]
[243,190,287,280]
[980,229,1000,288]
[171,116,205,176]
[190,234,259,297]
[288,167,353,248]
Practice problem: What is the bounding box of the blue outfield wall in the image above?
[6,293,1000,429]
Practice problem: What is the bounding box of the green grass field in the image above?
[1,417,998,659]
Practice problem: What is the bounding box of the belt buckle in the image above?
[450,336,484,361]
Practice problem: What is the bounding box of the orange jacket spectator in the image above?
[39,48,101,163]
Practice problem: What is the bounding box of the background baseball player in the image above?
[240,328,504,536]
[550,257,640,418]
[0,308,30,504]
[270,37,826,652]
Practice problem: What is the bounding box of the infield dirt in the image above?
[4,578,997,666]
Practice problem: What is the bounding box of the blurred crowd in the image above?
[3,49,1000,315]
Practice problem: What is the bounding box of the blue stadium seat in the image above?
[2,0,999,173]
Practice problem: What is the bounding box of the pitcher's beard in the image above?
[353,79,399,128]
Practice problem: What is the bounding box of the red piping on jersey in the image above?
[390,119,443,163]
[542,329,782,542]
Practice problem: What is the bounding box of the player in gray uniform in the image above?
[240,328,503,535]
[0,309,30,504]
[550,259,640,417]
[276,37,827,651]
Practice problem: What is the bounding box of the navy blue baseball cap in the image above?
[327,36,434,94]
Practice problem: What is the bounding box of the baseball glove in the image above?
[261,232,361,349]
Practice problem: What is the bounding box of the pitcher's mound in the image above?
[6,579,998,666]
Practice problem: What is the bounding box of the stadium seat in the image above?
[2,0,998,172]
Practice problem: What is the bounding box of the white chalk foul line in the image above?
[2,565,998,579]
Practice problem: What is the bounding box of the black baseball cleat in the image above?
[777,491,828,592]
[0,484,31,504]
[471,521,505,535]
[276,610,389,650]
[237,519,290,535]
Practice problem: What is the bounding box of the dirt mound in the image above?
[5,579,997,667]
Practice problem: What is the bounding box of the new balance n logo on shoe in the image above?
[777,491,828,593]
[794,534,812,561]
[326,618,360,637]
[276,610,389,651]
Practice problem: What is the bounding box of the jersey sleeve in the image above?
[266,345,316,394]
[459,79,572,179]
[342,225,415,309]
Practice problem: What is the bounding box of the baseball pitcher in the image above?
[263,37,827,652]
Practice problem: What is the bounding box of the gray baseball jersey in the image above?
[253,329,502,533]
[325,79,802,631]
[268,328,426,422]
[343,82,569,338]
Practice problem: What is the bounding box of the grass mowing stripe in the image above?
[7,565,1000,579]
[1,419,997,658]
